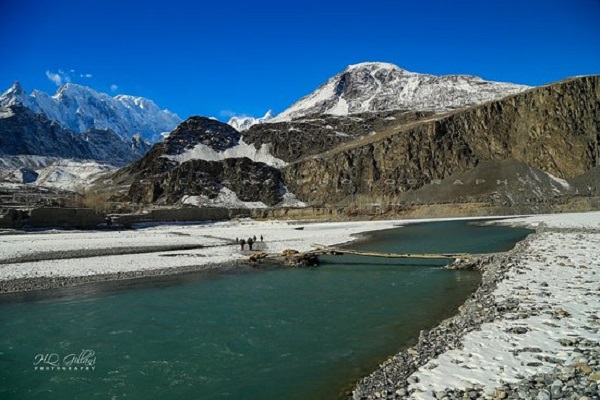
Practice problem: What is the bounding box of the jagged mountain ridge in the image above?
[272,62,529,121]
[0,82,181,141]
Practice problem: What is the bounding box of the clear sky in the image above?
[1,0,599,121]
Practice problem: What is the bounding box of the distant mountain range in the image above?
[0,82,180,190]
[0,82,181,142]
[227,110,274,132]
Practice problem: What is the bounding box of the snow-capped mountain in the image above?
[272,62,530,121]
[227,110,274,131]
[0,82,181,141]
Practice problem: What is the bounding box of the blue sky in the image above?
[1,0,599,121]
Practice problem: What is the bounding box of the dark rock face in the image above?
[283,76,600,205]
[19,168,39,183]
[0,105,150,166]
[82,129,151,165]
[114,117,285,206]
[119,117,242,180]
[128,157,283,206]
[0,105,92,159]
[162,117,241,154]
[242,110,433,163]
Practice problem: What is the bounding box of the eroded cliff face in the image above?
[242,110,433,163]
[283,76,600,205]
[128,157,284,206]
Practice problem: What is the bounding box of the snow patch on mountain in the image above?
[544,171,571,189]
[0,82,181,142]
[227,110,274,131]
[272,62,530,121]
[0,108,14,119]
[35,160,114,191]
[165,138,287,168]
[278,190,308,208]
[181,187,269,209]
[0,155,115,191]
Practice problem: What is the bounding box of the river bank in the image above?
[352,212,600,399]
[0,216,499,294]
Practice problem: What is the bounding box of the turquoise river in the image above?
[0,220,532,400]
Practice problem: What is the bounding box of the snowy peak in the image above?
[0,82,182,142]
[1,82,30,107]
[272,62,530,121]
[227,109,274,131]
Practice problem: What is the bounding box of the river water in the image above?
[0,220,532,399]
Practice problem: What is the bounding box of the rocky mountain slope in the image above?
[242,110,433,163]
[0,105,151,166]
[282,75,599,205]
[110,75,599,211]
[0,82,181,141]
[111,117,290,206]
[108,110,441,207]
[398,158,573,207]
[272,62,529,121]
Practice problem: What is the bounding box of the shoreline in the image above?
[0,260,247,295]
[351,229,534,399]
[351,214,600,399]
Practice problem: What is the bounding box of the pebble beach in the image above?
[353,212,600,399]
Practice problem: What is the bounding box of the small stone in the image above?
[588,373,600,381]
[507,326,529,334]
[551,379,563,387]
[468,390,478,399]
[536,389,550,400]
[395,388,407,396]
[576,363,592,374]
[494,390,507,399]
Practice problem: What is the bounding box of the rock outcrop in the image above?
[128,157,284,205]
[113,117,286,206]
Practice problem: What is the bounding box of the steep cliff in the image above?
[283,76,600,205]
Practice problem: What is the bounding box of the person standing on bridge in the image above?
[240,238,246,250]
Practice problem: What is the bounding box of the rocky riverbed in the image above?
[352,221,600,399]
